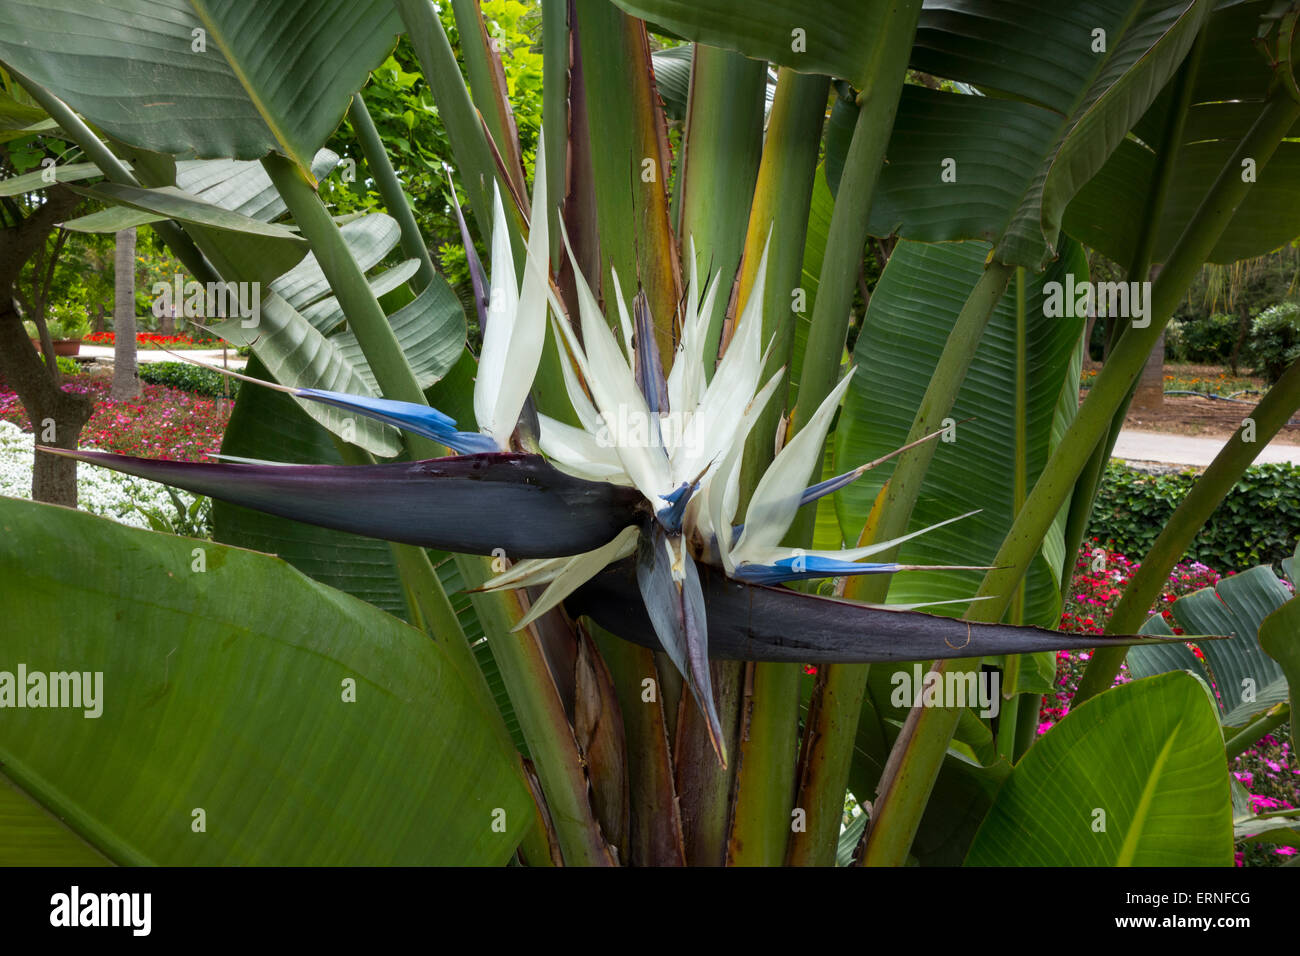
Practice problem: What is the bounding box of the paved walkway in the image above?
[77,345,247,370]
[1113,429,1300,467]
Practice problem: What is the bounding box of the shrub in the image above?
[138,361,239,399]
[55,356,84,376]
[1087,461,1300,571]
[1246,302,1300,383]
[1167,312,1239,364]
[45,309,92,341]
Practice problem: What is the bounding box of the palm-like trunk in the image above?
[110,227,140,400]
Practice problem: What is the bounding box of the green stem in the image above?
[788,0,921,458]
[1057,31,1205,597]
[791,258,1015,866]
[450,0,527,200]
[1075,352,1300,704]
[677,44,767,369]
[541,0,568,265]
[997,268,1028,761]
[262,153,611,866]
[714,68,829,870]
[396,0,514,258]
[1225,705,1290,761]
[347,92,435,291]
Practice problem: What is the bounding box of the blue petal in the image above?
[799,466,866,507]
[655,480,697,533]
[732,555,903,585]
[296,388,498,455]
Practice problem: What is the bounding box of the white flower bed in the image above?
[0,420,197,529]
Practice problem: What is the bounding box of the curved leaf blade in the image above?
[0,496,530,865]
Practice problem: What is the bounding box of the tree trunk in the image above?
[111,227,140,399]
[1229,301,1250,375]
[1131,329,1166,413]
[0,296,92,505]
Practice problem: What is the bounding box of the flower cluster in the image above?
[83,332,225,350]
[0,419,203,529]
[0,378,228,462]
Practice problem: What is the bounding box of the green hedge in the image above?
[1087,461,1300,572]
[138,361,240,399]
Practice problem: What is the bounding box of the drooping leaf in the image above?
[1064,0,1300,265]
[0,0,402,173]
[614,0,897,89]
[863,0,1214,268]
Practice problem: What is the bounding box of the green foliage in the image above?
[322,4,542,329]
[138,360,240,399]
[1089,461,1300,571]
[44,308,90,340]
[55,355,82,376]
[130,486,213,539]
[1167,312,1239,363]
[1246,301,1300,383]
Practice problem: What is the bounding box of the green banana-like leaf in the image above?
[865,0,1214,268]
[68,183,304,240]
[612,0,895,88]
[174,149,339,221]
[269,215,402,312]
[651,45,693,121]
[965,672,1232,865]
[213,358,526,756]
[62,182,310,281]
[0,161,110,196]
[0,774,110,866]
[1130,565,1293,727]
[207,294,404,458]
[213,359,408,616]
[332,276,467,391]
[1256,582,1299,729]
[0,0,401,174]
[834,238,1088,627]
[1064,0,1300,265]
[0,496,531,865]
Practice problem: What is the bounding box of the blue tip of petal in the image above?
[732,556,902,585]
[296,388,494,454]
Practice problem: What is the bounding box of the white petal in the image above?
[733,366,856,562]
[474,183,519,439]
[538,413,633,484]
[513,526,641,630]
[558,222,671,502]
[488,132,550,450]
[741,511,980,566]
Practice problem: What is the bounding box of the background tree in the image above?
[110,225,138,399]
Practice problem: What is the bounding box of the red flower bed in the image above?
[0,378,228,462]
[83,331,227,350]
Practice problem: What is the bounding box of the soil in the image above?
[1080,362,1300,444]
